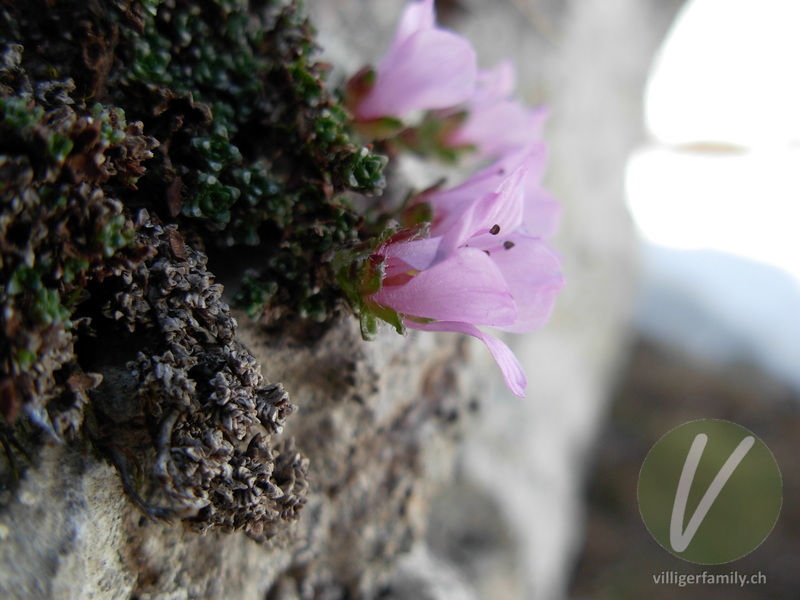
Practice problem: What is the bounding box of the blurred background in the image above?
[571,0,800,598]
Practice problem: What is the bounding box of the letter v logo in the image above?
[638,419,782,564]
[669,433,754,552]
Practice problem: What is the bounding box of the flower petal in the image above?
[380,235,442,274]
[448,102,548,160]
[374,247,516,326]
[521,188,562,239]
[407,320,527,397]
[357,29,477,120]
[435,166,526,257]
[473,141,548,188]
[391,0,436,48]
[427,143,547,237]
[489,235,564,333]
[471,59,517,106]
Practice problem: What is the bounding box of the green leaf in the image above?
[359,311,378,341]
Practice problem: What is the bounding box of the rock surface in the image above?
[0,317,473,600]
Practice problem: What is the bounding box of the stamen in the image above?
[503,241,515,250]
[490,224,500,235]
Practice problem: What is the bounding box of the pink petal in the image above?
[474,141,548,187]
[433,192,497,257]
[471,59,517,106]
[374,247,516,326]
[448,102,548,160]
[380,236,442,273]
[429,142,547,222]
[435,167,526,257]
[490,168,528,225]
[407,320,527,397]
[522,188,562,239]
[488,235,564,334]
[357,30,477,120]
[391,0,436,48]
[416,166,504,227]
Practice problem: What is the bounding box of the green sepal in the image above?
[353,116,405,141]
[359,311,379,341]
[344,66,376,114]
[401,201,433,228]
[397,110,477,162]
[367,300,405,336]
[405,315,437,325]
[332,220,420,341]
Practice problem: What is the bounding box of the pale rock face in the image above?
[0,447,134,600]
[0,1,683,598]
[0,316,473,600]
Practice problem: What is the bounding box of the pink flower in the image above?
[370,163,563,397]
[351,0,478,121]
[444,60,547,160]
[417,142,561,240]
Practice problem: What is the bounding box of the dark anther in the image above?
[503,241,515,250]
[490,224,500,235]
